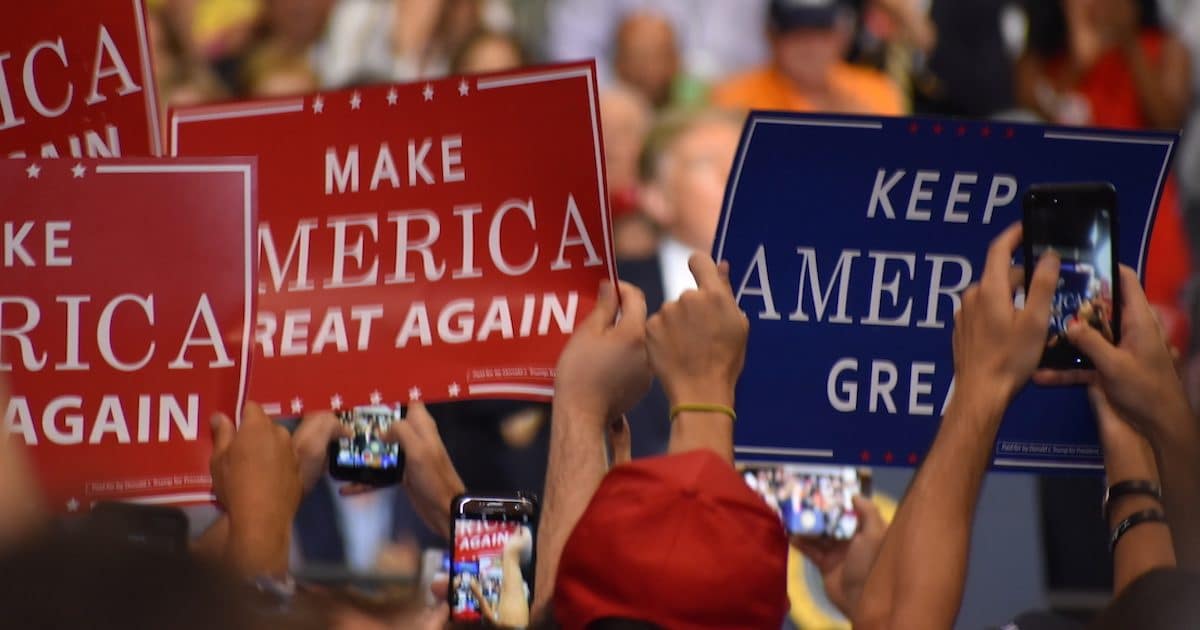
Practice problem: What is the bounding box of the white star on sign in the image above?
[312,95,325,113]
[330,393,343,410]
[71,163,86,178]
[25,164,40,179]
[408,387,422,401]
[369,390,383,405]
[349,91,362,110]
[448,382,461,398]
[422,83,434,101]
[66,498,79,512]
[290,397,303,414]
[386,88,398,106]
[458,79,470,96]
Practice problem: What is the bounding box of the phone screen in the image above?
[740,464,863,539]
[450,498,536,624]
[1023,185,1119,369]
[331,405,402,475]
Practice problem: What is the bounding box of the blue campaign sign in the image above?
[716,112,1177,472]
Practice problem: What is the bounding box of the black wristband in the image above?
[1109,508,1167,553]
[1102,479,1161,522]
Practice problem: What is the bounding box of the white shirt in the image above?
[330,484,397,571]
[659,237,698,302]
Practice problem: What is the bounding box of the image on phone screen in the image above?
[451,501,535,623]
[333,405,402,470]
[1023,184,1119,369]
[740,464,863,539]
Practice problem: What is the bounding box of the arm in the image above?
[1092,389,1175,594]
[648,255,748,464]
[857,225,1059,629]
[1123,36,1191,129]
[532,281,652,615]
[384,402,465,541]
[1059,267,1200,569]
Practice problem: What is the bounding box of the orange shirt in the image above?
[711,65,906,116]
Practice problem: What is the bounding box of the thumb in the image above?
[853,495,884,536]
[608,415,632,466]
[580,280,619,333]
[1065,319,1121,374]
[210,412,234,454]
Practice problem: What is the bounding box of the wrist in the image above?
[227,519,291,577]
[668,384,735,409]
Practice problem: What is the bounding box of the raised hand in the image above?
[383,401,465,541]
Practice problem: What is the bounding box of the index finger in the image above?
[687,253,724,291]
[982,223,1022,295]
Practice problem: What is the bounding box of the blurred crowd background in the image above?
[147,0,1200,626]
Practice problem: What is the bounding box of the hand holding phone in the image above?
[450,494,537,626]
[740,464,869,540]
[1022,183,1121,370]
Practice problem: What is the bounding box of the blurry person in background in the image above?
[612,12,706,110]
[159,0,264,91]
[713,0,906,115]
[618,108,744,458]
[241,0,332,96]
[1017,0,1192,351]
[547,0,771,86]
[600,87,659,261]
[450,30,526,74]
[149,5,231,115]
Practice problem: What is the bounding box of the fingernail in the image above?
[209,413,226,429]
[598,280,613,299]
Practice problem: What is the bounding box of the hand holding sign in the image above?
[554,281,652,426]
[951,224,1059,409]
[210,404,299,576]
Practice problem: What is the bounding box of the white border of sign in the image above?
[717,115,1176,470]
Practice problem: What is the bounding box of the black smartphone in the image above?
[1022,183,1121,369]
[449,494,537,624]
[327,405,404,486]
[739,464,870,539]
[88,501,189,554]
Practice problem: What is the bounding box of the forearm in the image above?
[1148,405,1200,568]
[226,516,291,578]
[532,408,609,615]
[857,394,1003,629]
[1109,494,1174,594]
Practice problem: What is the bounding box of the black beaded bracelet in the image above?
[1102,479,1161,522]
[1109,508,1167,553]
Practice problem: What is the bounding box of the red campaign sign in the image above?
[1,0,163,158]
[171,62,616,413]
[1,158,255,513]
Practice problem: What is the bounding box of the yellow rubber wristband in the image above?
[670,403,736,422]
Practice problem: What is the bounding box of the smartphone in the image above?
[450,494,537,624]
[88,502,189,554]
[1022,183,1121,369]
[739,464,869,539]
[327,405,405,486]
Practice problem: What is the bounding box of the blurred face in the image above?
[600,90,650,193]
[266,0,333,49]
[614,13,679,107]
[457,36,523,74]
[772,25,848,91]
[660,120,742,251]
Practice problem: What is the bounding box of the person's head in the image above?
[263,0,334,53]
[242,44,319,97]
[768,0,855,92]
[553,450,789,628]
[640,109,743,251]
[600,87,653,200]
[613,11,680,108]
[450,30,526,75]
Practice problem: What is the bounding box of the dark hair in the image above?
[0,529,320,630]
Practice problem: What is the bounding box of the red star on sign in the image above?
[981,126,992,137]
[908,122,919,134]
[884,451,895,464]
[860,450,871,462]
[908,453,919,465]
[956,125,967,136]
[1005,127,1015,139]
[932,123,943,135]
